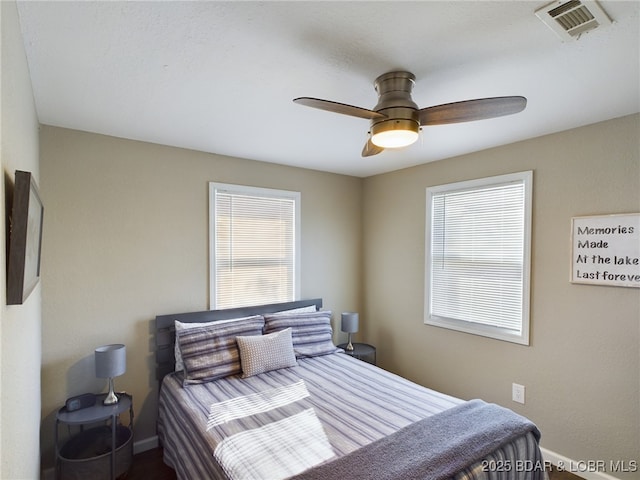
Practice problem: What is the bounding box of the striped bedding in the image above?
[158,352,545,480]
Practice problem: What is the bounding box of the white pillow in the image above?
[277,305,318,314]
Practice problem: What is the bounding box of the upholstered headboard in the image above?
[154,298,323,380]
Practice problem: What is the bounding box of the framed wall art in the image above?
[571,213,640,288]
[7,170,44,305]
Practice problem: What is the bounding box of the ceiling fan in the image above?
[293,71,527,157]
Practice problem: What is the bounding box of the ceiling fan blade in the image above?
[419,96,527,126]
[294,97,386,120]
[362,138,384,157]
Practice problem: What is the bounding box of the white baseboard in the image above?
[133,435,159,454]
[540,447,624,480]
[41,436,160,480]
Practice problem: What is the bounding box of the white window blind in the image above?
[209,183,300,310]
[425,171,532,345]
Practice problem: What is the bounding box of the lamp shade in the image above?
[341,312,359,333]
[95,344,126,378]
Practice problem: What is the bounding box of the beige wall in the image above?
[363,114,640,478]
[5,0,637,471]
[39,116,639,476]
[38,126,363,469]
[1,1,43,478]
[37,116,640,475]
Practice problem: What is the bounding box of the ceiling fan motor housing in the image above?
[370,71,420,147]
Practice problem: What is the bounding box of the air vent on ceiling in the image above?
[535,0,612,41]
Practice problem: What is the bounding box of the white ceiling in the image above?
[16,1,640,177]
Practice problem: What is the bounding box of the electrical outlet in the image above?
[512,383,525,404]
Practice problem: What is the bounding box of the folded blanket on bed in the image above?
[292,399,542,480]
[214,408,335,480]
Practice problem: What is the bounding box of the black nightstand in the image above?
[55,393,133,480]
[338,343,376,365]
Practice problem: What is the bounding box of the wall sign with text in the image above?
[571,213,640,288]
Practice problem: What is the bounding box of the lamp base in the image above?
[103,378,119,405]
[346,333,354,351]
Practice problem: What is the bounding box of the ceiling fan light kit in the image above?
[370,119,420,148]
[293,70,526,157]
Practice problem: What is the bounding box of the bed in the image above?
[155,299,547,480]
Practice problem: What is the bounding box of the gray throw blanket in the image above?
[292,399,542,480]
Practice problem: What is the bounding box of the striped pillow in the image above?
[263,311,341,358]
[237,328,297,378]
[177,315,264,384]
[174,316,256,372]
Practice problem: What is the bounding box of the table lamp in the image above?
[341,312,359,351]
[95,344,126,405]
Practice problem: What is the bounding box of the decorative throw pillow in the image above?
[263,310,342,358]
[236,328,297,378]
[174,316,257,371]
[177,315,264,384]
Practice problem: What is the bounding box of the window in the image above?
[209,183,300,309]
[425,171,532,345]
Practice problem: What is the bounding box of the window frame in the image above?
[424,171,533,345]
[209,182,301,310]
